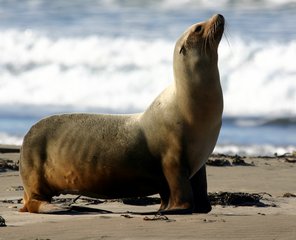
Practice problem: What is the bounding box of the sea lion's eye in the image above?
[179,45,185,55]
[194,25,202,33]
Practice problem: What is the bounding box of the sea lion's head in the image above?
[174,14,224,74]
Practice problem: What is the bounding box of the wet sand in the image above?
[1,145,296,239]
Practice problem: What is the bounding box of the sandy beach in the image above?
[1,145,296,240]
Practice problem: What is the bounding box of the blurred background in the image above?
[0,0,295,155]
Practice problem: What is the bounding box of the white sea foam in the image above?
[214,144,296,157]
[0,30,173,111]
[0,30,295,117]
[219,38,296,117]
[0,133,23,146]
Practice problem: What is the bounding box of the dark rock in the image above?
[232,155,255,166]
[0,216,6,227]
[207,159,231,166]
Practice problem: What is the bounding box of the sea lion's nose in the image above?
[217,14,224,19]
[212,14,225,27]
[217,14,225,23]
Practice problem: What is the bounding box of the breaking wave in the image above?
[0,30,295,117]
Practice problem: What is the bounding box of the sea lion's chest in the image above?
[184,120,222,178]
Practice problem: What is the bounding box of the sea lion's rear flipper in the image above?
[37,202,71,214]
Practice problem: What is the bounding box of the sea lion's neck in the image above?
[174,59,223,124]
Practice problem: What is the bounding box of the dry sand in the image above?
[1,145,296,240]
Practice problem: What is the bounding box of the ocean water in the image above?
[0,0,295,155]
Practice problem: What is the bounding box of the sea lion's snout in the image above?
[214,14,225,25]
[207,14,224,42]
[210,14,224,30]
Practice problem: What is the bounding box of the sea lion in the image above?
[19,14,224,214]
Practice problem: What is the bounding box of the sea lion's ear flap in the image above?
[179,45,185,55]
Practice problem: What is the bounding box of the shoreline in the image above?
[1,145,296,239]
